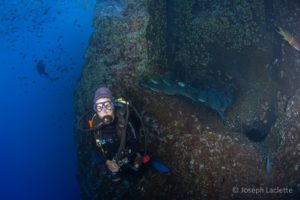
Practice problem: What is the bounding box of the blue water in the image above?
[0,1,96,199]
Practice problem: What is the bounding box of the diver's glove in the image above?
[105,159,121,182]
[105,159,120,173]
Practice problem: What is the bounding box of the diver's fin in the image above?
[151,160,170,173]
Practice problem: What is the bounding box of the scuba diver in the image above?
[78,87,153,182]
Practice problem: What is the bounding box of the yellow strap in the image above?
[115,97,129,105]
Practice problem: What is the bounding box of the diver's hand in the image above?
[105,160,120,173]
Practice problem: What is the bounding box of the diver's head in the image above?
[94,87,115,124]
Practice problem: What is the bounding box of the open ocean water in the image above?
[0,0,95,199]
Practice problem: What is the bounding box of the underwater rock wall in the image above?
[74,0,150,199]
[164,0,265,77]
[74,0,300,199]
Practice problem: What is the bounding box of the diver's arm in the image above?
[97,148,120,172]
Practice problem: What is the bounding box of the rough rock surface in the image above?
[74,0,300,199]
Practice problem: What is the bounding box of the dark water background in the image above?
[0,1,95,199]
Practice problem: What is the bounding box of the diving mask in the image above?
[93,100,114,112]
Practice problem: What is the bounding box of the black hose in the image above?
[77,109,104,132]
[77,101,149,156]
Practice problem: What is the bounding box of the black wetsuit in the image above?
[97,118,139,162]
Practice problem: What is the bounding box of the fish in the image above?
[276,26,300,51]
[265,153,271,175]
[140,78,234,119]
[36,60,59,81]
[43,7,50,16]
[17,75,27,80]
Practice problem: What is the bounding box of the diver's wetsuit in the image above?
[90,115,144,200]
[96,117,139,163]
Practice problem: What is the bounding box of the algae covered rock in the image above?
[74,0,300,199]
